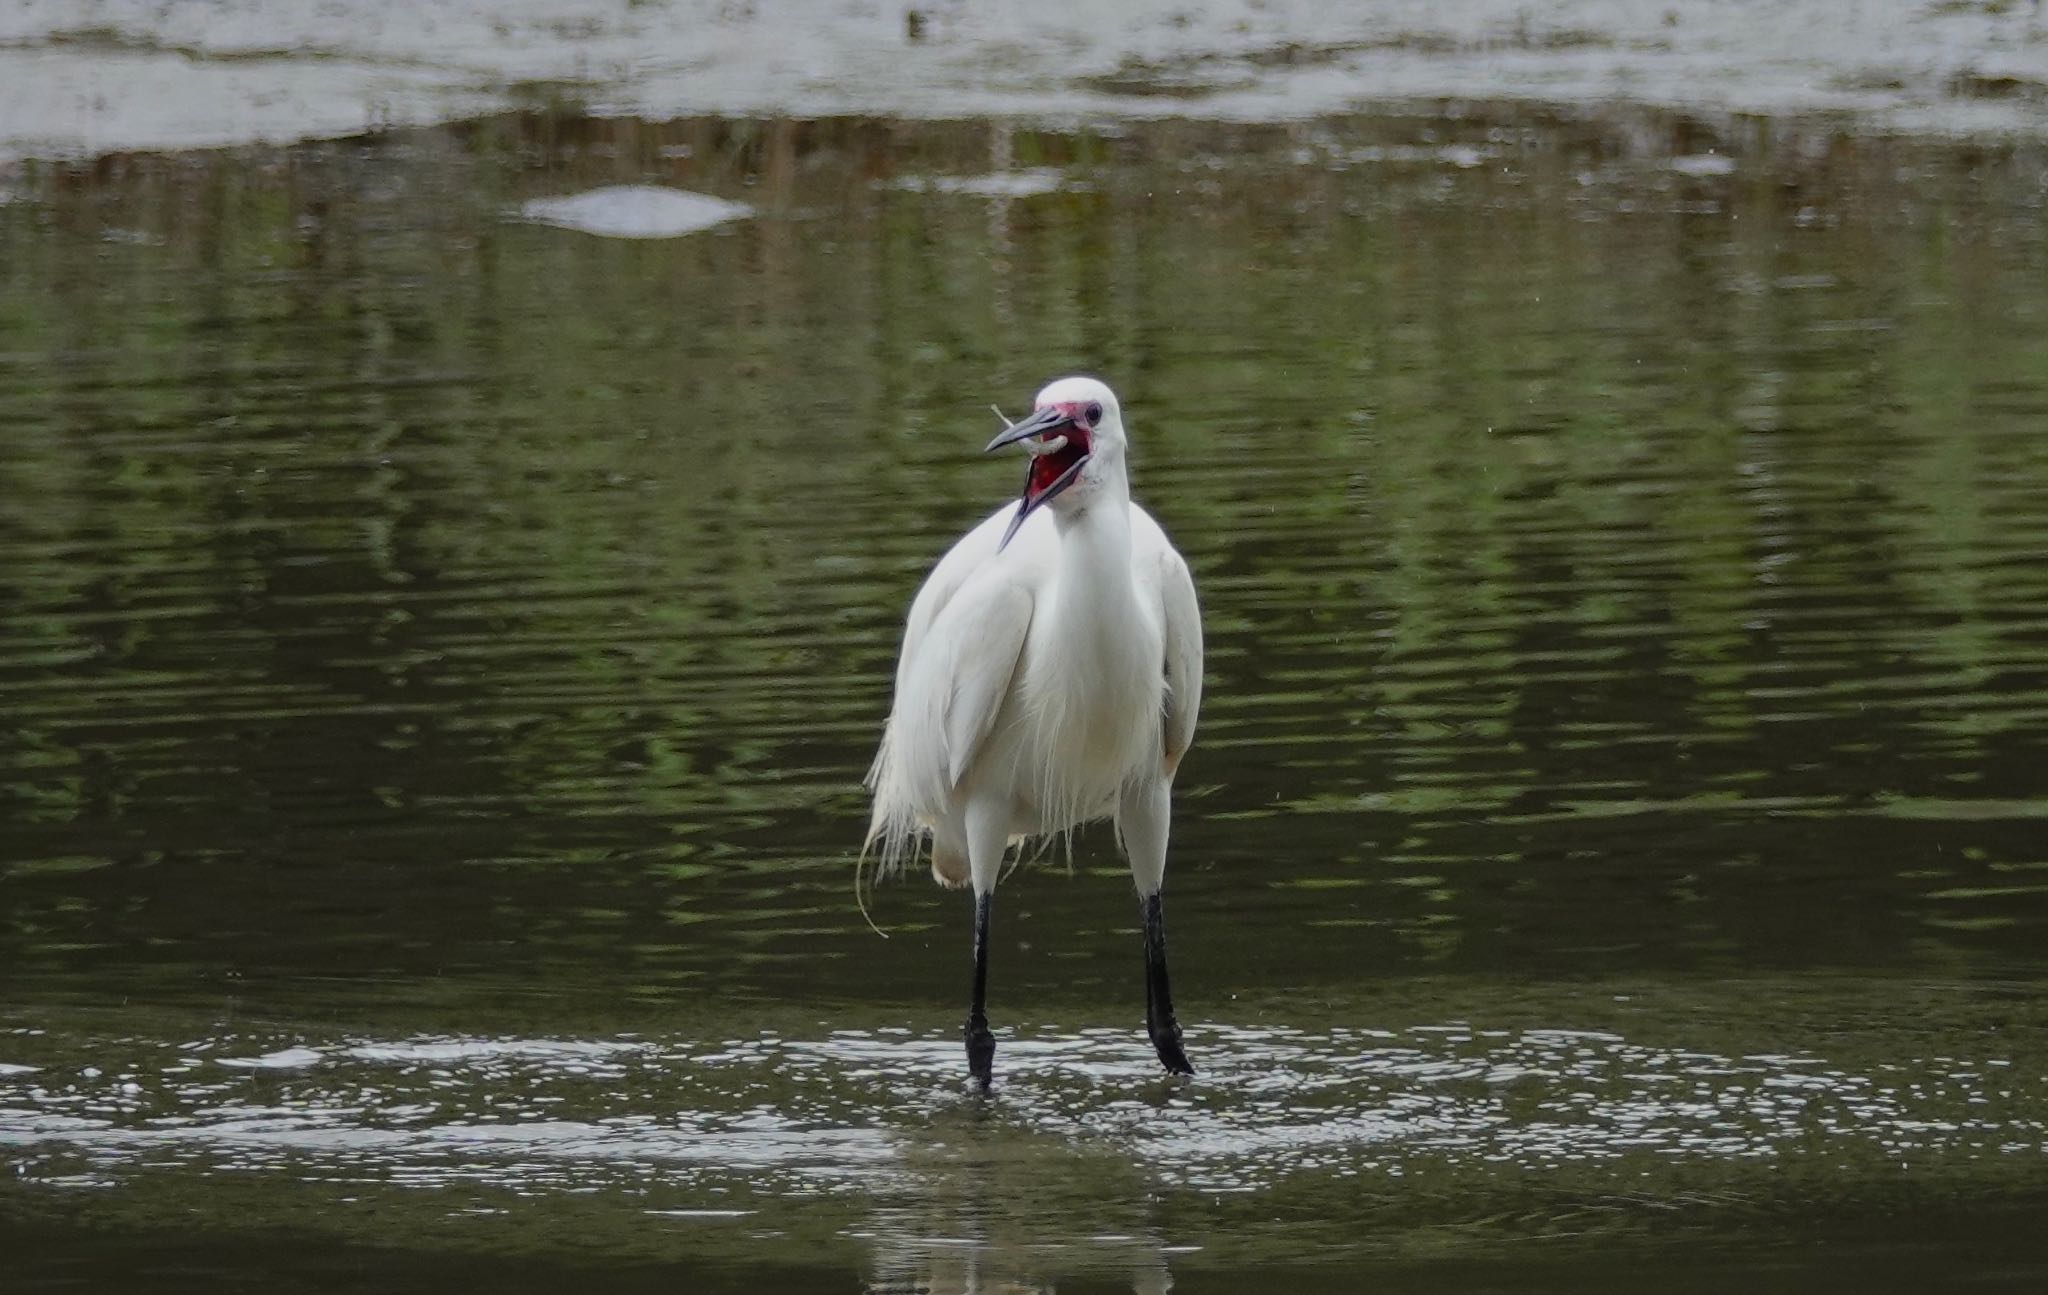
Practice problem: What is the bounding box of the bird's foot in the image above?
[1148,1018,1194,1077]
[965,1016,996,1089]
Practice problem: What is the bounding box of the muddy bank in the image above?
[5,0,2048,161]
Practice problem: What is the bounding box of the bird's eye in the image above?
[1085,402,1104,426]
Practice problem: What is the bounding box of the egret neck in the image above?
[1027,458,1161,812]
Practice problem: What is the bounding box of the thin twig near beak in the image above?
[990,405,1066,456]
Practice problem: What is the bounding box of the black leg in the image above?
[1142,891,1194,1075]
[965,889,996,1088]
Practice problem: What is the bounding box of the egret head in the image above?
[985,376,1126,547]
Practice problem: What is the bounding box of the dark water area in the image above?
[4,105,2048,1290]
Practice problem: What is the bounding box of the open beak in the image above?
[984,404,1073,453]
[987,405,1092,549]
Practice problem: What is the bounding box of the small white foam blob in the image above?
[216,1047,324,1070]
[1672,154,1737,177]
[518,186,753,239]
[889,169,1067,197]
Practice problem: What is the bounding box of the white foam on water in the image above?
[517,186,752,239]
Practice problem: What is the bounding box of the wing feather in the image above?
[1158,547,1203,775]
[894,504,1015,699]
[867,504,1037,861]
[936,581,1032,787]
[1132,506,1203,777]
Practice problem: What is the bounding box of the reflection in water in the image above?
[3,103,2048,1286]
[5,109,2047,1002]
[866,1238,1175,1295]
[860,1096,1182,1295]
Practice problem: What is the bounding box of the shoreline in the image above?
[5,1,2048,163]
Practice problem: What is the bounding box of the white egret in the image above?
[865,376,1204,1086]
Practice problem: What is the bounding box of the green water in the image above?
[4,107,2048,1290]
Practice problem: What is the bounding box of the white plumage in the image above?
[864,376,1203,1085]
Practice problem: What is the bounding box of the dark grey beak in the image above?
[985,405,1075,452]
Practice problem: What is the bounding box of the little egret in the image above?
[865,376,1204,1087]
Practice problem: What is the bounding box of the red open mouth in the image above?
[1026,426,1092,505]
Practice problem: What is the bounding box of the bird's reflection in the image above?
[865,1234,1174,1295]
[857,1099,1183,1294]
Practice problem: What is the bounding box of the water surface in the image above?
[4,106,2048,1289]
